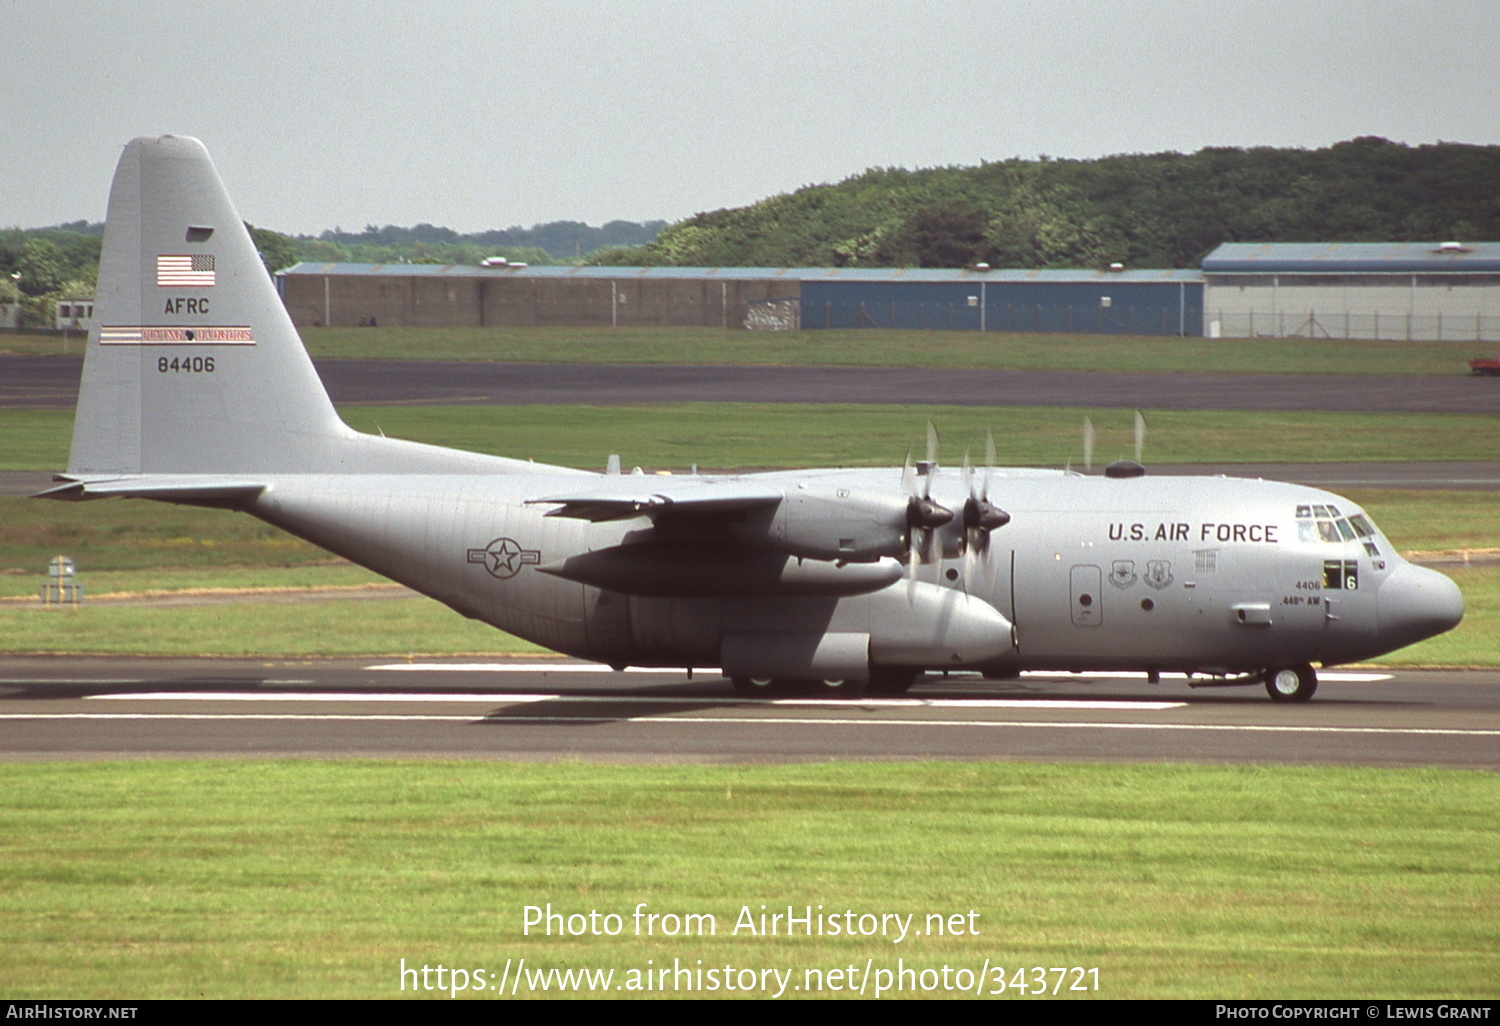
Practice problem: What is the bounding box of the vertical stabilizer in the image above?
[68,136,347,475]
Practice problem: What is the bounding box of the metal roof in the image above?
[1202,242,1500,274]
[280,262,1202,284]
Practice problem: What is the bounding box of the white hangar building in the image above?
[1201,241,1500,342]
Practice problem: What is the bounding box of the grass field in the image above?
[7,404,1500,473]
[1,488,1494,662]
[2,334,1496,1003]
[4,567,1492,662]
[5,487,1486,583]
[3,324,1492,375]
[4,406,1498,659]
[0,761,1493,1000]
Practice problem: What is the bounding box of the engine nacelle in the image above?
[540,543,903,598]
[718,584,1016,682]
[867,583,1017,667]
[729,487,909,562]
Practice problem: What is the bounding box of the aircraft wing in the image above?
[526,478,783,522]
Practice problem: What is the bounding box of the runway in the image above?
[1,658,1495,768]
[6,354,1500,413]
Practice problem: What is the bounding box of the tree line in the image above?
[7,137,1500,326]
[0,218,666,328]
[588,137,1500,269]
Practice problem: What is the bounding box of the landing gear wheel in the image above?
[867,668,919,695]
[803,677,869,698]
[730,676,781,697]
[1264,665,1317,703]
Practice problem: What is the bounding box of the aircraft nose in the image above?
[1378,563,1464,650]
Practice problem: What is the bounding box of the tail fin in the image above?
[59,135,557,489]
[69,135,346,475]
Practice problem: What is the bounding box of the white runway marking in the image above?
[363,663,1394,684]
[86,692,1187,711]
[368,663,678,673]
[1,712,1494,737]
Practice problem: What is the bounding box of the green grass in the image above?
[296,326,1490,376]
[0,597,544,657]
[0,495,337,576]
[1372,565,1500,666]
[3,481,1496,661]
[7,404,1500,473]
[4,324,1490,375]
[1343,490,1500,555]
[4,564,1490,661]
[3,489,1493,585]
[0,761,1493,999]
[0,564,385,600]
[1,489,1494,661]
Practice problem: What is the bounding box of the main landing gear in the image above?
[1263,664,1318,703]
[729,677,868,697]
[728,668,920,698]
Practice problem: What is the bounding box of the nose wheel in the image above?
[1264,664,1317,703]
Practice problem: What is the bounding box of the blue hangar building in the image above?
[278,263,1206,337]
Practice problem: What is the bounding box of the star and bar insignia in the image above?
[466,537,541,579]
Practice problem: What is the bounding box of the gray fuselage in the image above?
[246,465,1457,678]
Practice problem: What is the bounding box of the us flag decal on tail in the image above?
[156,254,216,287]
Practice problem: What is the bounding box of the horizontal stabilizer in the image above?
[34,475,267,505]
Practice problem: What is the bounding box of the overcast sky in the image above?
[5,0,1498,235]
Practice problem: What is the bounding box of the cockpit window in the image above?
[1348,513,1381,557]
[1295,507,1380,555]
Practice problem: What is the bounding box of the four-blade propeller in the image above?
[900,425,955,584]
[901,423,1010,594]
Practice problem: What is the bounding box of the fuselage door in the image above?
[1070,564,1102,627]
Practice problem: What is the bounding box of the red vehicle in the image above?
[1469,356,1500,376]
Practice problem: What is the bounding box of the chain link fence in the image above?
[1208,310,1500,342]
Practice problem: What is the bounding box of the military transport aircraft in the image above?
[38,136,1464,701]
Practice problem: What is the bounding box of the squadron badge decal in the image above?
[467,537,541,579]
[1144,560,1175,590]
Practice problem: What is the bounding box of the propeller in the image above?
[1082,416,1095,474]
[959,428,1011,593]
[901,423,954,591]
[1133,410,1146,463]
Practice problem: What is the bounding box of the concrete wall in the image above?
[281,274,485,328]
